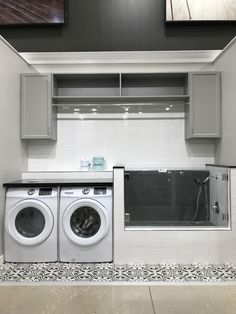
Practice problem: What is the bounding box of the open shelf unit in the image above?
[52,73,189,113]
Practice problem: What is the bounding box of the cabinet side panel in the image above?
[192,73,220,137]
[185,103,191,139]
[21,75,49,138]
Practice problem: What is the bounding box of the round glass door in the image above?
[15,207,45,238]
[63,199,109,247]
[70,206,101,238]
[6,200,54,247]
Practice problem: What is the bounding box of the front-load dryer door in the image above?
[63,199,109,247]
[6,200,54,247]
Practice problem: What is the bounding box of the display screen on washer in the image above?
[94,187,107,195]
[70,206,101,238]
[39,188,52,196]
[15,207,45,238]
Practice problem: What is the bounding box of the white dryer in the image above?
[4,187,58,263]
[59,186,113,263]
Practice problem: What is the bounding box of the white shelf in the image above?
[52,95,189,105]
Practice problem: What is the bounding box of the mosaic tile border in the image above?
[1,263,236,283]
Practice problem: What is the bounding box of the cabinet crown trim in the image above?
[20,51,221,65]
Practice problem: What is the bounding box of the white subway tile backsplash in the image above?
[231,207,236,222]
[176,231,209,239]
[176,254,195,263]
[191,254,212,263]
[27,119,215,171]
[145,254,179,264]
[146,231,178,239]
[141,239,163,247]
[146,244,178,255]
[178,244,208,255]
[122,232,147,242]
[231,222,236,232]
[208,231,236,240]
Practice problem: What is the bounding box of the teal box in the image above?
[92,156,106,171]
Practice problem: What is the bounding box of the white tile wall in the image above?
[27,119,214,171]
[113,168,236,264]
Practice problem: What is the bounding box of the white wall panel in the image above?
[0,37,28,254]
[212,39,236,165]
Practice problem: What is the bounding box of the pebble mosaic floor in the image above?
[1,263,236,283]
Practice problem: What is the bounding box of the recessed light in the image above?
[138,111,143,114]
[74,108,80,112]
[124,107,129,112]
[91,108,97,112]
[165,107,170,111]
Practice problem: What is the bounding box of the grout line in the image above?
[149,286,156,314]
[2,281,236,287]
[185,0,192,20]
[170,0,174,20]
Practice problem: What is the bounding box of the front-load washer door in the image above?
[6,200,54,247]
[63,199,109,247]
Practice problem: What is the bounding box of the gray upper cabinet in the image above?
[21,74,57,140]
[185,72,221,139]
[20,72,221,140]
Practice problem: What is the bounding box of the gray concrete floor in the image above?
[0,285,236,314]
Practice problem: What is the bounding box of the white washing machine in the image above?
[59,186,113,263]
[4,187,58,263]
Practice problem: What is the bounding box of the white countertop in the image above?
[21,171,113,182]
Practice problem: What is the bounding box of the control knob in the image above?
[82,188,90,195]
[28,188,35,196]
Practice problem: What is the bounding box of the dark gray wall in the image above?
[1,0,236,52]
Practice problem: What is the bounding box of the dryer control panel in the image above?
[61,186,112,197]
